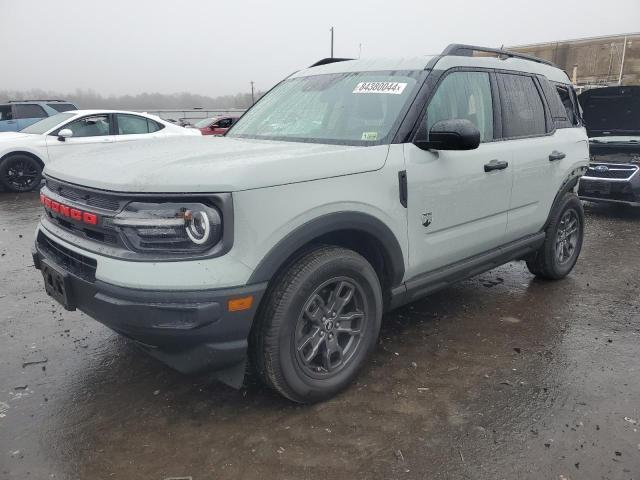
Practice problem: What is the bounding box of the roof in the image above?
[293,44,571,84]
[60,109,163,117]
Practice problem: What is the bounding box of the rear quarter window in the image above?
[497,74,547,138]
[538,78,571,129]
[47,103,77,113]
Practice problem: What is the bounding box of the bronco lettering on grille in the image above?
[40,193,100,226]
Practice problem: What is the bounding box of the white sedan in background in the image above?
[0,110,200,192]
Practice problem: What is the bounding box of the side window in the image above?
[117,114,152,135]
[0,105,12,120]
[47,103,77,113]
[13,104,47,119]
[424,71,494,142]
[538,78,570,129]
[62,114,111,137]
[497,74,547,138]
[147,119,163,133]
[218,118,233,128]
[554,84,580,126]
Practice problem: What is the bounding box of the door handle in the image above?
[484,160,509,172]
[549,150,566,161]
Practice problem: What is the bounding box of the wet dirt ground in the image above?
[0,191,639,480]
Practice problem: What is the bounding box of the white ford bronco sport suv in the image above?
[34,45,589,403]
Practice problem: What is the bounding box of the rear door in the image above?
[499,73,584,241]
[404,69,513,278]
[13,104,48,130]
[45,113,116,162]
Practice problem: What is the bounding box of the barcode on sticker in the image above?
[353,82,407,94]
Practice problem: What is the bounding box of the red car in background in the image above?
[193,116,239,136]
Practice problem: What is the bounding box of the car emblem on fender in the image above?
[594,165,609,173]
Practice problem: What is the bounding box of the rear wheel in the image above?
[253,245,382,403]
[526,193,584,280]
[0,154,42,192]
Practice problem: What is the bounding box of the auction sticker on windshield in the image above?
[353,82,408,95]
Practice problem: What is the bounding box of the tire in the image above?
[526,193,584,280]
[0,154,42,193]
[252,245,383,403]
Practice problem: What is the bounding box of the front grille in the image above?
[579,180,636,202]
[46,178,122,211]
[37,232,97,282]
[47,213,120,246]
[583,164,638,180]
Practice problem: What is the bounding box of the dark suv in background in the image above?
[0,100,78,132]
[578,86,640,207]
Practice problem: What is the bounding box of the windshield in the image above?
[227,70,422,145]
[20,113,75,134]
[194,117,216,128]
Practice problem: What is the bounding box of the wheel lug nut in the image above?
[335,322,340,328]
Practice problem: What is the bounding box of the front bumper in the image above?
[33,233,267,378]
[578,165,640,206]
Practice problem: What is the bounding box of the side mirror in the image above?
[413,119,480,151]
[57,128,73,142]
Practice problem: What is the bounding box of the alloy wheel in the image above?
[555,209,580,264]
[294,277,367,378]
[5,159,39,191]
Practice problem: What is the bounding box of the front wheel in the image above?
[526,193,584,280]
[253,245,382,403]
[0,154,43,192]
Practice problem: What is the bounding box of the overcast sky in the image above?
[1,0,638,97]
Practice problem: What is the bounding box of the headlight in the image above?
[108,202,222,253]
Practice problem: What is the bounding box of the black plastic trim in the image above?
[398,170,408,207]
[442,44,556,67]
[390,232,546,309]
[309,58,354,67]
[247,211,405,287]
[33,241,267,375]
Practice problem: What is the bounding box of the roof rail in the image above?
[7,99,68,103]
[441,44,556,67]
[309,58,354,68]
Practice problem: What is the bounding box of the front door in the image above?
[45,114,115,162]
[404,70,512,279]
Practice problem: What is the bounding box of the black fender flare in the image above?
[247,211,405,287]
[544,166,587,230]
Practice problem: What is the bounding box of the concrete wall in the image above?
[510,33,640,87]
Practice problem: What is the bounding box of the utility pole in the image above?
[250,81,255,105]
[618,35,628,86]
[330,27,334,58]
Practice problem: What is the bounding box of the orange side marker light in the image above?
[228,295,254,312]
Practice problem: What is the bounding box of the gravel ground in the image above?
[1,191,639,480]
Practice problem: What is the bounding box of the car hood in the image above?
[0,132,38,142]
[44,136,389,193]
[579,86,640,138]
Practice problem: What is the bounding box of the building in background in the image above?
[510,33,639,91]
